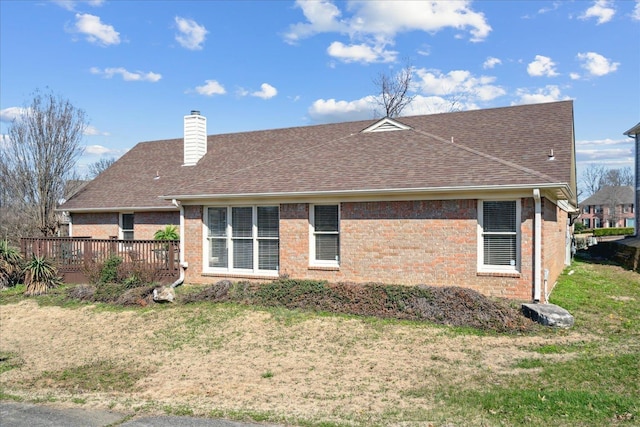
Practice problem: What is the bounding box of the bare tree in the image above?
[602,167,633,187]
[579,164,607,198]
[579,165,634,199]
[373,64,416,118]
[0,89,87,237]
[88,157,116,178]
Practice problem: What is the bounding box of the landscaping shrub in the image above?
[183,279,533,333]
[592,227,634,237]
[0,239,24,289]
[83,254,159,287]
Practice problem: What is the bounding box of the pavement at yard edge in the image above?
[0,402,284,427]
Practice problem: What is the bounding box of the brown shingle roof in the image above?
[61,100,576,211]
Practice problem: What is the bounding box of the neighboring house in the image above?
[578,186,635,229]
[624,123,640,237]
[60,101,578,302]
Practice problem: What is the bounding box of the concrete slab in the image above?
[521,303,574,328]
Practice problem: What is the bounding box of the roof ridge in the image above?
[413,129,559,183]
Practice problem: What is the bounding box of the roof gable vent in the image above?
[361,117,412,133]
[184,110,207,166]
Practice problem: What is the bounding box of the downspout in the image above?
[170,199,187,288]
[533,189,542,303]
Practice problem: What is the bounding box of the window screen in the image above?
[313,205,339,263]
[482,201,517,267]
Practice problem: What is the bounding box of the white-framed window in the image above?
[120,213,134,240]
[583,206,590,214]
[478,200,520,272]
[594,205,603,214]
[205,206,279,275]
[594,217,602,228]
[310,204,340,267]
[582,218,590,228]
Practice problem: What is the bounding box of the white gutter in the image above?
[170,198,187,288]
[162,183,574,202]
[533,189,542,303]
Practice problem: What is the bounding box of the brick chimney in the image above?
[183,110,207,166]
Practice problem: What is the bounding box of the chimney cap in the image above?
[190,110,200,116]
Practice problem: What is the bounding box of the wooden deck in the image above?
[21,237,180,284]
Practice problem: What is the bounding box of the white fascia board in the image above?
[164,183,573,205]
[60,206,179,213]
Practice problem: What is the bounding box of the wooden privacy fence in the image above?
[21,237,180,284]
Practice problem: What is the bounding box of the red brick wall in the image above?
[541,199,569,301]
[71,213,119,239]
[71,211,179,240]
[183,205,204,283]
[135,211,180,240]
[184,199,555,301]
[175,198,568,300]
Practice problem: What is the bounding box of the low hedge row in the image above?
[183,279,534,333]
[580,227,634,237]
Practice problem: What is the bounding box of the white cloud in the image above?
[285,1,491,64]
[308,96,378,123]
[569,72,581,80]
[327,41,397,63]
[537,2,561,15]
[284,0,348,44]
[633,0,640,21]
[84,144,115,155]
[414,69,506,102]
[527,55,559,77]
[579,0,615,24]
[174,17,208,50]
[575,137,634,169]
[251,83,278,100]
[483,56,501,69]
[90,67,162,82]
[73,13,120,46]
[576,52,619,77]
[0,107,28,122]
[83,125,110,136]
[53,0,104,11]
[194,80,226,96]
[513,85,571,104]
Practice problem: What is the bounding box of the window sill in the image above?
[477,271,521,278]
[308,266,340,271]
[202,272,279,280]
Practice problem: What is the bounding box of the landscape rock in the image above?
[521,303,574,328]
[153,286,175,303]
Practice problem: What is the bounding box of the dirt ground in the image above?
[0,299,589,425]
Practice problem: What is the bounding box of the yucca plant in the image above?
[23,254,61,296]
[0,239,24,289]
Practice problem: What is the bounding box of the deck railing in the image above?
[20,237,180,284]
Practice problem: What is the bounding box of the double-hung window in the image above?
[206,206,279,275]
[478,200,520,272]
[310,204,340,267]
[120,213,134,240]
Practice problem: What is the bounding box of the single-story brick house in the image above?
[61,101,578,302]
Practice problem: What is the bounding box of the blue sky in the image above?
[1,0,639,193]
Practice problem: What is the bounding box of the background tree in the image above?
[373,63,416,118]
[0,89,87,237]
[579,164,633,199]
[88,157,116,178]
